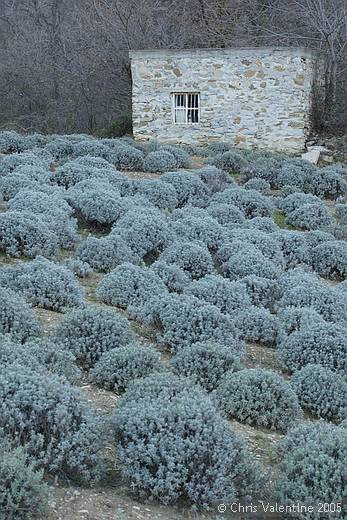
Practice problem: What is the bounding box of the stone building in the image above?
[130,47,323,153]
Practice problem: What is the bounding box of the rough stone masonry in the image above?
[130,47,323,153]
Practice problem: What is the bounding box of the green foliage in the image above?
[216,368,302,431]
[98,112,133,138]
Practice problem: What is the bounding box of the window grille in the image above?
[172,93,200,124]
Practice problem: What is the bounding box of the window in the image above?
[172,93,200,124]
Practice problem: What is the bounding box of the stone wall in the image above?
[130,47,321,153]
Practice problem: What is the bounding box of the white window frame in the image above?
[172,92,200,125]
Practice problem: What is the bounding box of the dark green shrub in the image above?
[276,422,345,519]
[170,342,243,391]
[98,113,133,138]
[216,368,302,431]
[112,383,262,508]
[291,364,346,422]
[90,344,162,393]
[55,305,134,369]
[0,442,49,520]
